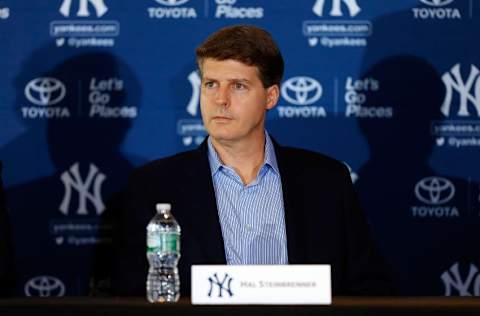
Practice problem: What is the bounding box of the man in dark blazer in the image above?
[0,161,14,296]
[112,25,392,297]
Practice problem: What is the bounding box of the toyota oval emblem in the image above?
[155,0,190,6]
[281,76,323,105]
[414,176,455,205]
[24,276,66,297]
[419,0,454,7]
[24,77,66,106]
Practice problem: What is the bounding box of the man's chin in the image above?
[208,131,241,144]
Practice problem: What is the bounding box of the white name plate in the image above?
[191,264,331,305]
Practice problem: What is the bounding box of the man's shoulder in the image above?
[277,145,349,177]
[279,145,345,168]
[130,148,201,182]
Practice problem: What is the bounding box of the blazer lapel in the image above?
[273,141,308,264]
[182,141,226,264]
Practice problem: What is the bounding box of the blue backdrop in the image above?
[1,0,479,297]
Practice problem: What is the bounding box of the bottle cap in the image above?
[155,203,171,213]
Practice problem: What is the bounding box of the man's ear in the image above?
[266,84,280,110]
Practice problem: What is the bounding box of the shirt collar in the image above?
[207,137,223,176]
[207,131,280,176]
[264,131,280,175]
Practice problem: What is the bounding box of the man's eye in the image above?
[234,83,246,90]
[204,81,216,88]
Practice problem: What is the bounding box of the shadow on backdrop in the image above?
[5,47,143,296]
[355,1,480,296]
[355,55,479,295]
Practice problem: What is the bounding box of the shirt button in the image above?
[245,224,253,231]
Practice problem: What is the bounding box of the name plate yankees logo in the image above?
[208,273,234,298]
[441,263,480,296]
[441,64,480,117]
[313,0,361,17]
[60,0,108,17]
[59,163,106,215]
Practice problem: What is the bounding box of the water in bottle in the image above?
[146,203,181,303]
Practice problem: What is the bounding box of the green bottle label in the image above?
[147,232,180,254]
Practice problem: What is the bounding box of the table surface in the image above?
[1,297,480,316]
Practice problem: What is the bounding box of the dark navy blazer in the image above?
[112,139,393,296]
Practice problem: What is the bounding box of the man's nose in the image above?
[214,86,229,107]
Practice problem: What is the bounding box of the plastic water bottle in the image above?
[146,203,181,303]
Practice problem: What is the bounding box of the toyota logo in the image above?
[420,0,454,7]
[155,0,190,6]
[415,177,455,205]
[281,76,322,105]
[24,276,66,297]
[24,77,66,106]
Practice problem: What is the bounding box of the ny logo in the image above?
[186,70,201,116]
[313,0,361,17]
[59,163,106,215]
[441,63,480,117]
[441,262,480,296]
[60,0,108,17]
[207,273,233,298]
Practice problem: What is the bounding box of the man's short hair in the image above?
[195,24,284,88]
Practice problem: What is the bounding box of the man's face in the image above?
[199,58,279,144]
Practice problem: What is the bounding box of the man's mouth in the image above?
[212,115,233,121]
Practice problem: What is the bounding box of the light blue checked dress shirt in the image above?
[207,132,289,265]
